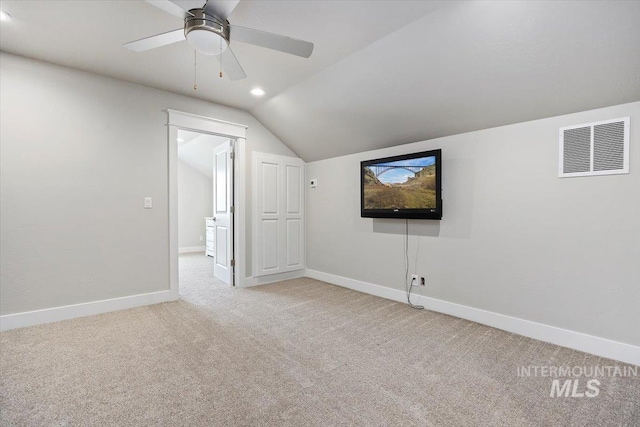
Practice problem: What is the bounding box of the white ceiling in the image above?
[178,130,228,178]
[1,1,639,162]
[0,0,442,110]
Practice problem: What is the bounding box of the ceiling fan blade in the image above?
[217,47,247,81]
[168,0,206,13]
[230,26,314,58]
[124,28,186,52]
[145,1,191,18]
[204,0,240,20]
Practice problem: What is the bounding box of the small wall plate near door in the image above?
[310,179,318,188]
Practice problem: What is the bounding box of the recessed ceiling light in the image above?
[0,11,12,22]
[250,88,266,97]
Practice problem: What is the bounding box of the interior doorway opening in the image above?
[167,109,248,299]
[176,130,235,293]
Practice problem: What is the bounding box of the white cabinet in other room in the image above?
[205,217,215,257]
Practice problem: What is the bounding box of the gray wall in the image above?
[178,160,212,249]
[307,102,640,346]
[0,53,296,315]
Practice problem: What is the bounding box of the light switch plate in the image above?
[310,179,318,188]
[144,197,153,209]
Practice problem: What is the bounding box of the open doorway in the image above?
[167,109,248,299]
[176,129,236,298]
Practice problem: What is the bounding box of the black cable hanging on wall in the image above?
[405,218,424,309]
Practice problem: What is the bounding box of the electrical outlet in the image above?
[420,277,426,286]
[144,197,152,209]
[411,274,419,286]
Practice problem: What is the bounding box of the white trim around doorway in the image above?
[167,109,248,297]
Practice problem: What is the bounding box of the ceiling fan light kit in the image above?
[123,0,314,82]
[185,9,229,55]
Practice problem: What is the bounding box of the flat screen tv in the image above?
[361,149,442,220]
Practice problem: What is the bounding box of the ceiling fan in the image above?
[124,0,314,81]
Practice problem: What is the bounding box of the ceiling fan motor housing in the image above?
[184,9,230,55]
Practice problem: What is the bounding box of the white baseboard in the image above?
[179,246,206,254]
[243,269,307,288]
[0,290,176,332]
[305,269,640,366]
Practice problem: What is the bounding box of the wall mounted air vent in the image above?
[559,117,629,178]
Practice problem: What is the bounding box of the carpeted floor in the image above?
[1,253,638,426]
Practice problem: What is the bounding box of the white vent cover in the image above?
[559,117,629,178]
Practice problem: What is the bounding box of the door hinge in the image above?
[230,151,235,160]
[230,259,235,267]
[230,206,235,213]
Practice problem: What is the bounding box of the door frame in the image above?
[166,109,248,298]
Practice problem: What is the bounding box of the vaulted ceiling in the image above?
[1,1,639,162]
[177,130,229,178]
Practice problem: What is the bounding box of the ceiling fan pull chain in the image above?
[193,50,197,91]
[219,41,223,78]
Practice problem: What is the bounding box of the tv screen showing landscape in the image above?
[361,149,442,219]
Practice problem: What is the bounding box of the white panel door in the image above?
[256,158,281,275]
[213,140,234,285]
[284,163,304,271]
[254,153,305,277]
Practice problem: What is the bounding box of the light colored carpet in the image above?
[1,253,638,426]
